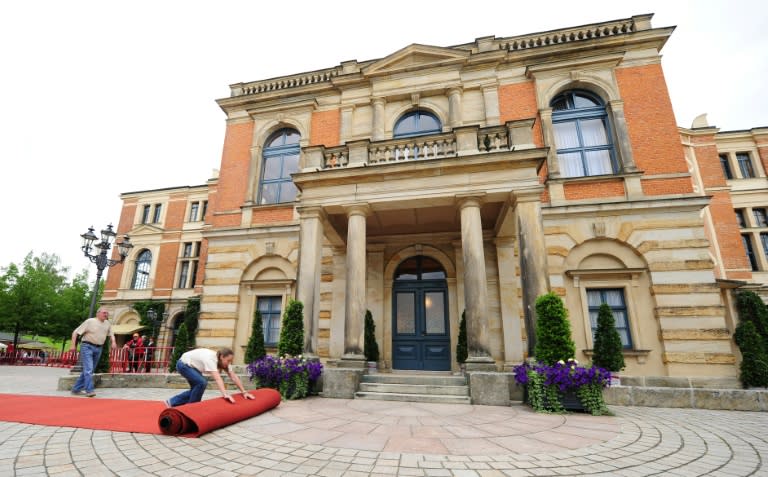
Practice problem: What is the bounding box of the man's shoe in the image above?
[71,390,87,396]
[85,391,96,397]
[164,399,172,408]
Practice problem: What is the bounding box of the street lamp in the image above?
[81,224,133,318]
[146,308,163,341]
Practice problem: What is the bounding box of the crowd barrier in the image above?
[0,347,176,374]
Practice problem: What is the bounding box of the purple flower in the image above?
[513,361,610,391]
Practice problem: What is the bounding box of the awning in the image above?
[112,323,146,335]
[18,341,49,350]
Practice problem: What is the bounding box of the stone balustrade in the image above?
[367,133,457,165]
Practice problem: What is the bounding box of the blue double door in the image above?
[392,282,451,371]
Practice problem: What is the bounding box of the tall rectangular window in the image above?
[737,152,755,178]
[189,202,200,222]
[201,200,208,221]
[743,234,759,271]
[735,209,746,228]
[587,288,632,348]
[152,204,162,223]
[754,208,768,227]
[257,296,282,345]
[719,154,733,179]
[141,204,151,224]
[761,233,768,261]
[177,241,200,288]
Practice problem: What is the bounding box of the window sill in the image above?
[582,348,651,364]
[546,170,643,184]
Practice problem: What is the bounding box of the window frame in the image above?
[550,90,617,178]
[742,234,759,271]
[737,152,755,178]
[719,154,734,179]
[256,296,283,346]
[586,288,633,349]
[393,110,442,138]
[753,208,768,228]
[258,128,300,205]
[176,241,200,289]
[131,249,152,290]
[735,209,746,228]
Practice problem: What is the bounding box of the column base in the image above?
[465,356,498,372]
[340,354,366,369]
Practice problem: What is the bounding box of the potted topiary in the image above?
[513,292,611,415]
[364,310,379,373]
[456,310,468,374]
[591,303,625,386]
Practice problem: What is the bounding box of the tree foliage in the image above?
[169,323,190,372]
[245,309,266,364]
[533,292,575,365]
[0,253,91,349]
[278,299,304,357]
[591,303,625,372]
[456,310,468,364]
[364,309,379,363]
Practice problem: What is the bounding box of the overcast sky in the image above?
[1,0,766,282]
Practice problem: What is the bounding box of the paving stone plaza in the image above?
[0,367,766,476]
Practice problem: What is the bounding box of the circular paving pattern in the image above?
[0,367,766,476]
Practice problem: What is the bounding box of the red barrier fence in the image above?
[0,347,176,374]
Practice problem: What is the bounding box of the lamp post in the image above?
[81,224,133,319]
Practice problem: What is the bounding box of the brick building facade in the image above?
[101,14,768,384]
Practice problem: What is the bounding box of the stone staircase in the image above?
[354,373,471,404]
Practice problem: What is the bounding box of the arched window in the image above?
[131,250,152,290]
[394,255,446,281]
[259,128,300,205]
[393,110,441,138]
[551,90,616,178]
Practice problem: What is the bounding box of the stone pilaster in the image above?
[515,195,549,355]
[608,100,638,173]
[372,98,386,141]
[457,195,495,370]
[342,203,370,366]
[448,87,463,128]
[539,108,560,178]
[296,206,324,357]
[495,237,524,366]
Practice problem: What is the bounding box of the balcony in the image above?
[303,118,536,171]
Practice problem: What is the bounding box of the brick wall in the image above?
[498,81,544,147]
[564,179,625,200]
[252,205,294,225]
[214,121,254,221]
[310,109,341,146]
[616,64,692,195]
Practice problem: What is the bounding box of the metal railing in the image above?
[0,346,176,374]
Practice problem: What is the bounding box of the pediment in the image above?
[363,44,469,76]
[129,223,164,235]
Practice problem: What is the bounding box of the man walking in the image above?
[70,307,117,397]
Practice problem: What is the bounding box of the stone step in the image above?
[354,391,472,405]
[361,373,467,386]
[359,382,469,396]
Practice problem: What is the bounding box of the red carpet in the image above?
[158,388,281,436]
[0,389,281,437]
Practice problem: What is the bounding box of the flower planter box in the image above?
[523,387,587,412]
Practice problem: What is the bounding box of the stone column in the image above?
[341,203,370,366]
[372,98,386,141]
[448,87,463,128]
[457,195,495,370]
[495,237,524,367]
[515,195,549,355]
[296,206,324,357]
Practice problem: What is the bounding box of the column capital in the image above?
[296,205,325,219]
[344,203,371,218]
[455,193,486,210]
[371,97,386,106]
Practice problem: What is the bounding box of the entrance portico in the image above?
[293,145,548,371]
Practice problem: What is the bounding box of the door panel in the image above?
[392,284,450,371]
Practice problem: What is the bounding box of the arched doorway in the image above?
[392,255,451,371]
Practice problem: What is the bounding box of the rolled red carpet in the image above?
[158,388,281,436]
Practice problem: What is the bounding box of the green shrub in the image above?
[734,320,768,388]
[591,303,625,372]
[245,309,266,364]
[168,323,189,372]
[533,292,575,365]
[184,296,200,348]
[277,299,304,357]
[456,310,468,364]
[364,310,379,362]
